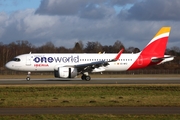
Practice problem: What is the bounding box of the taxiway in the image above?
[0,77,180,85]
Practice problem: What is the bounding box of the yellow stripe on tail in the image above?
[154,27,171,38]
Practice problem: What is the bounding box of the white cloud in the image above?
[0,0,179,50]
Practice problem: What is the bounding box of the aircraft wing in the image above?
[73,49,124,73]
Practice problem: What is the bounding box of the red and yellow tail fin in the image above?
[141,27,171,57]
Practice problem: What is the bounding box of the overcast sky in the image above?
[0,0,179,50]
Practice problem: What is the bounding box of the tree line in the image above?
[0,40,180,72]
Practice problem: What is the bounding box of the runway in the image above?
[0,107,180,115]
[0,77,180,85]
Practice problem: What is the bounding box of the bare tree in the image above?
[38,41,56,53]
[84,41,102,53]
[72,42,83,53]
[112,40,125,53]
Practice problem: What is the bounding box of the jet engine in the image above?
[54,67,78,78]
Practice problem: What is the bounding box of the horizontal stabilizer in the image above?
[151,55,174,64]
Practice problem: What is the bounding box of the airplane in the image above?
[5,27,174,81]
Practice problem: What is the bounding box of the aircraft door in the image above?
[26,55,31,66]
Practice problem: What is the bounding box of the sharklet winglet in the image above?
[110,49,124,62]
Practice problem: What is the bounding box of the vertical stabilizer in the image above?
[141,27,171,57]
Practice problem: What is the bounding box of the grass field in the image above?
[0,74,180,119]
[0,85,179,107]
[0,85,180,120]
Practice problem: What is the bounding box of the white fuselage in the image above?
[6,53,140,72]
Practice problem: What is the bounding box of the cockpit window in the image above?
[12,58,21,62]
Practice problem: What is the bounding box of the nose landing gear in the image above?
[26,72,31,81]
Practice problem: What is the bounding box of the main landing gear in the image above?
[81,73,91,81]
[26,72,31,81]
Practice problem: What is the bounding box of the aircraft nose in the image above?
[5,62,13,69]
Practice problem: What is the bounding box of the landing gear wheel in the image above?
[81,75,85,80]
[85,76,91,81]
[81,75,86,80]
[26,77,30,81]
[81,75,91,81]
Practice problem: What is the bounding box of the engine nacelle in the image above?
[54,67,77,78]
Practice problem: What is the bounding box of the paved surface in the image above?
[0,77,180,85]
[0,107,180,115]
